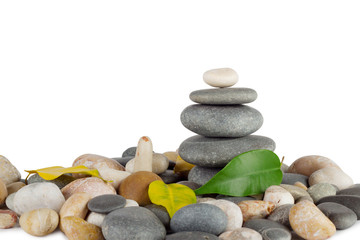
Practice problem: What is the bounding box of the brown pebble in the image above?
[61,216,104,240]
[287,155,340,177]
[237,200,275,221]
[294,181,307,190]
[119,171,162,206]
[0,178,8,205]
[0,209,17,229]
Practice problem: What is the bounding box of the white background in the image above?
[1,0,359,239]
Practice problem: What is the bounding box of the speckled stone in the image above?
[317,202,357,230]
[307,183,337,202]
[88,194,126,214]
[61,177,116,200]
[290,201,336,240]
[281,173,308,187]
[13,182,65,215]
[238,200,275,221]
[122,146,137,157]
[179,135,275,167]
[316,195,360,219]
[102,207,166,240]
[337,186,360,196]
[188,166,221,186]
[166,231,219,240]
[190,88,257,105]
[170,203,227,235]
[219,227,262,240]
[145,204,170,229]
[20,208,59,236]
[267,204,293,228]
[180,104,263,138]
[27,173,75,189]
[243,219,291,236]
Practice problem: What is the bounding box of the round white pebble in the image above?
[203,68,238,88]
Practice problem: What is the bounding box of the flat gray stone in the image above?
[188,166,221,186]
[307,183,337,202]
[180,104,263,137]
[281,173,308,187]
[102,207,166,240]
[179,135,275,167]
[337,186,360,196]
[267,204,293,228]
[317,195,360,219]
[317,202,357,230]
[170,203,227,235]
[243,219,290,235]
[113,156,133,166]
[87,194,126,214]
[177,181,201,191]
[189,88,257,105]
[159,170,183,184]
[122,146,137,157]
[262,228,291,240]
[166,231,219,240]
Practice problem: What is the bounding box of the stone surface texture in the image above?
[190,88,257,105]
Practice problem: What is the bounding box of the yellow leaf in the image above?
[24,165,103,183]
[174,155,195,177]
[148,180,196,218]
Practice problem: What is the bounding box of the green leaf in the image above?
[148,180,196,218]
[194,149,283,197]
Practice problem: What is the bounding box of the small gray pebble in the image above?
[88,194,126,214]
[188,166,221,186]
[281,173,308,187]
[177,181,201,191]
[27,173,75,189]
[145,204,170,229]
[112,156,133,166]
[262,228,291,240]
[317,195,360,219]
[158,170,183,184]
[122,147,137,157]
[307,183,337,202]
[337,187,360,196]
[267,204,293,228]
[166,231,219,240]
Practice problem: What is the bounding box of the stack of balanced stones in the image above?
[179,68,276,185]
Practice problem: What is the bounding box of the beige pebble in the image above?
[6,181,26,195]
[309,167,353,190]
[290,200,336,240]
[203,199,243,231]
[5,192,16,212]
[163,151,178,161]
[294,181,308,190]
[61,216,104,240]
[263,185,294,207]
[72,153,125,178]
[20,208,59,236]
[219,227,262,240]
[59,192,92,230]
[61,177,116,200]
[0,178,8,205]
[0,155,21,185]
[196,196,216,203]
[0,209,17,229]
[287,155,340,177]
[126,153,169,174]
[86,211,106,227]
[124,199,139,207]
[98,167,131,189]
[133,136,153,172]
[238,200,275,221]
[203,68,238,88]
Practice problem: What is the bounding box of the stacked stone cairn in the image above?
[178,68,276,186]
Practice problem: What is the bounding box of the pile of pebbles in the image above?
[0,68,359,240]
[178,67,276,185]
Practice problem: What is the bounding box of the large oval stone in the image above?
[287,155,340,177]
[316,195,360,219]
[189,88,257,105]
[13,182,65,215]
[317,202,357,230]
[170,203,227,235]
[289,200,336,240]
[102,207,166,240]
[180,104,263,137]
[179,135,275,167]
[309,167,353,190]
